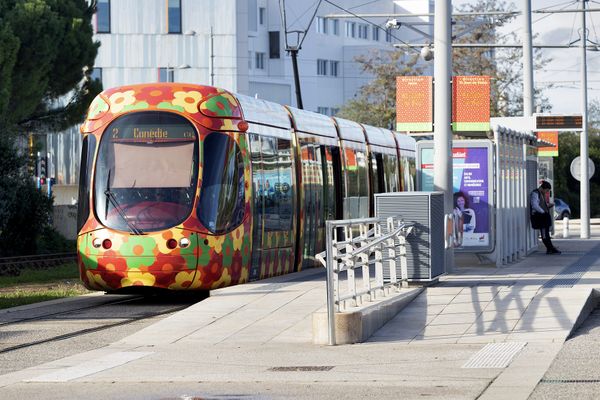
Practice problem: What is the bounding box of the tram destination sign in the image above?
[534,114,582,131]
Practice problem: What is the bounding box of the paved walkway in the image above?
[1,220,600,399]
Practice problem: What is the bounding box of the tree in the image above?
[553,99,600,218]
[0,0,100,256]
[336,50,424,128]
[0,0,100,133]
[337,0,553,125]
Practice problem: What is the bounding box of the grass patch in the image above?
[0,263,80,288]
[0,263,91,310]
[0,286,90,309]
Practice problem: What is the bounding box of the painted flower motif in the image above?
[86,271,110,290]
[206,235,225,254]
[121,269,156,287]
[137,86,172,106]
[169,270,195,290]
[232,225,244,251]
[172,91,203,113]
[87,96,109,119]
[109,90,136,113]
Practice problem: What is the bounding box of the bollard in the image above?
[563,217,569,238]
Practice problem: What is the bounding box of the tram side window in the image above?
[263,138,294,233]
[77,135,96,231]
[198,133,245,234]
[384,154,399,192]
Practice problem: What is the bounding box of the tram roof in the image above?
[333,117,366,143]
[362,125,397,148]
[236,94,292,129]
[285,106,338,138]
[395,131,417,151]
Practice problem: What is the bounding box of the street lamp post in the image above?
[580,0,590,239]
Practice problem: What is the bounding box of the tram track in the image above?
[0,294,199,356]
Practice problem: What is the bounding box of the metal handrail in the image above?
[317,216,414,345]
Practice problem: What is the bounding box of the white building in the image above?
[49,0,433,203]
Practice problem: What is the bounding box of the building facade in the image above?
[49,0,433,203]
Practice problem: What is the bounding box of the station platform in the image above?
[2,219,600,399]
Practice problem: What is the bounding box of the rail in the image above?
[316,216,414,345]
[0,253,77,276]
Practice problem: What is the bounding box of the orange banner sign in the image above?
[537,131,559,157]
[396,76,433,132]
[452,76,490,132]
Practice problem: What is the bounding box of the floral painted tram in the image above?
[77,83,416,292]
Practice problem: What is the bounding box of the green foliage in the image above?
[336,50,424,127]
[0,263,79,288]
[0,0,100,133]
[553,100,600,218]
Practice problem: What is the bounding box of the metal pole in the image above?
[325,221,336,345]
[290,48,304,109]
[433,0,453,271]
[580,0,590,238]
[523,0,534,116]
[210,26,215,86]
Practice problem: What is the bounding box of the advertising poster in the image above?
[419,145,491,250]
[536,131,559,157]
[452,76,491,132]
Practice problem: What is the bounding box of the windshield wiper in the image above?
[104,170,144,235]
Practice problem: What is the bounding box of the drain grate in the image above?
[462,342,527,368]
[543,264,591,288]
[268,366,334,372]
[540,379,600,384]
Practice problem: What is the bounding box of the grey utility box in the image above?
[375,191,445,282]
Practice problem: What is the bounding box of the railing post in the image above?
[325,221,336,346]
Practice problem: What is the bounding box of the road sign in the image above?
[534,114,582,131]
[570,156,595,181]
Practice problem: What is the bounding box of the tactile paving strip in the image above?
[462,342,527,368]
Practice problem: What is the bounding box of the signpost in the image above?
[570,156,595,181]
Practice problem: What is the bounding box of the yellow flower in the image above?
[210,269,232,289]
[121,269,156,287]
[206,235,225,254]
[172,91,203,113]
[219,119,236,131]
[108,90,136,113]
[169,270,196,290]
[86,271,109,290]
[232,225,245,251]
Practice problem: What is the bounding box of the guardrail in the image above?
[316,216,414,345]
[0,253,77,276]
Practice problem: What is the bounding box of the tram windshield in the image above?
[94,112,199,233]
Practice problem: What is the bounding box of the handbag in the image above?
[530,212,551,229]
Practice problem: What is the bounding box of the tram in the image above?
[77,83,416,292]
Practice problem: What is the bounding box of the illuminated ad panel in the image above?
[536,131,559,157]
[417,140,494,252]
[396,76,433,132]
[452,76,490,132]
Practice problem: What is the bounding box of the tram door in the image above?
[248,133,295,280]
[298,142,337,270]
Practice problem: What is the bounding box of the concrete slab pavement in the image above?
[2,220,600,399]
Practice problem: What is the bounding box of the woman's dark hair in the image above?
[453,191,469,208]
[540,180,551,190]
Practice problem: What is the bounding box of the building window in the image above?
[332,19,339,35]
[345,22,356,38]
[358,24,368,39]
[248,51,253,69]
[96,0,110,33]
[317,107,329,116]
[372,26,379,41]
[331,108,339,116]
[255,52,265,69]
[269,31,280,59]
[90,67,102,84]
[317,59,328,76]
[158,68,175,82]
[167,0,182,33]
[259,7,266,25]
[248,0,257,31]
[386,28,392,43]
[317,17,328,34]
[330,61,339,77]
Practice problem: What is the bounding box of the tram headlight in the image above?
[92,238,102,248]
[179,237,190,248]
[167,238,178,249]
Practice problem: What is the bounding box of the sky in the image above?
[454,0,600,115]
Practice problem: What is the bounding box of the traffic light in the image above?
[39,156,47,178]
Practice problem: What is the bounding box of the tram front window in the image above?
[94,112,199,233]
